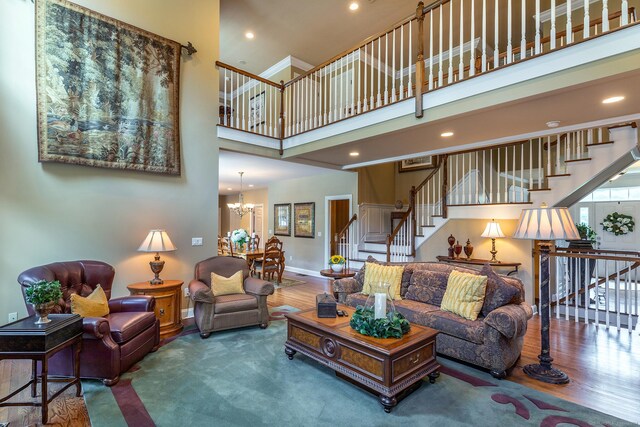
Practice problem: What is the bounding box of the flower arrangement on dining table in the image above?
[601,212,635,236]
[230,228,249,249]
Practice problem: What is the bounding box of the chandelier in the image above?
[227,171,254,218]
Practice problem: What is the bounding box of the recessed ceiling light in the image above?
[248,184,254,187]
[349,151,360,156]
[245,32,255,39]
[349,2,359,11]
[546,120,560,128]
[440,131,454,137]
[602,95,624,104]
[227,187,232,191]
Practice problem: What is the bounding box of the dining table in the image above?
[237,249,286,279]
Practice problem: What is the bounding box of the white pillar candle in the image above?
[374,293,387,319]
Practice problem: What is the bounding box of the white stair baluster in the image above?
[602,0,610,32]
[566,0,573,44]
[583,0,590,38]
[535,0,541,54]
[494,0,499,68]
[392,29,397,103]
[448,0,454,83]
[507,0,512,63]
[470,0,476,76]
[520,0,527,59]
[429,11,434,89]
[622,0,629,25]
[459,0,465,80]
[438,7,444,86]
[550,0,556,50]
[384,33,389,104]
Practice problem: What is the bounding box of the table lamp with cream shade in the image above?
[513,203,580,384]
[138,229,177,285]
[481,220,505,262]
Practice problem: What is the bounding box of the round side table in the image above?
[127,280,184,339]
[320,269,358,301]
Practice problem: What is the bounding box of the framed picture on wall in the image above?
[294,202,315,238]
[274,203,291,236]
[398,155,438,173]
[248,91,265,129]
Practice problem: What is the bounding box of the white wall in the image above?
[268,171,358,273]
[0,0,220,324]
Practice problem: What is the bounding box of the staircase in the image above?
[336,123,638,268]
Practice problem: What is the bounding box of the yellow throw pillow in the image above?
[211,271,245,297]
[440,270,488,321]
[362,262,404,300]
[70,284,110,318]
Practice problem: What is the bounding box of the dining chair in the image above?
[251,249,283,282]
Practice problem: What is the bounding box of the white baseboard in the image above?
[181,307,194,319]
[284,266,325,279]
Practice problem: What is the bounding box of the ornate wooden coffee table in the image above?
[285,305,439,412]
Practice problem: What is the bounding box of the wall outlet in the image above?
[317,232,322,237]
[8,312,18,322]
[289,255,293,261]
[183,288,190,297]
[191,237,203,246]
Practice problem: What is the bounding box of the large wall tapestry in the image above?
[35,0,181,175]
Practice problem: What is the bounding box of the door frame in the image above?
[324,194,353,268]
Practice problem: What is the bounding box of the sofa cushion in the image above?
[440,270,487,321]
[405,270,450,306]
[363,262,404,300]
[214,294,258,314]
[106,311,156,344]
[70,284,109,318]
[353,256,380,288]
[211,270,245,297]
[425,310,485,344]
[393,299,441,325]
[480,265,521,317]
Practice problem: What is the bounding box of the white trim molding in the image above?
[284,266,324,278]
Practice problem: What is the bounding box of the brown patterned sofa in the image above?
[333,260,533,378]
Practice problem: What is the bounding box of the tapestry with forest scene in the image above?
[35,0,181,175]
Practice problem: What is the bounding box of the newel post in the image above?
[279,80,285,155]
[441,154,448,218]
[415,1,425,118]
[410,185,417,256]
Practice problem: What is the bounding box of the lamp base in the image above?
[149,254,165,285]
[523,363,569,384]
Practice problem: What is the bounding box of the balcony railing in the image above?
[217,1,637,149]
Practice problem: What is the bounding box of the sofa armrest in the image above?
[332,277,362,295]
[244,277,275,296]
[484,302,533,339]
[189,279,214,304]
[82,317,112,339]
[109,296,155,313]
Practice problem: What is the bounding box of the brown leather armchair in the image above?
[17,261,160,386]
[189,256,274,339]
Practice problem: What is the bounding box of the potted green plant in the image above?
[575,223,597,244]
[568,223,597,306]
[25,280,63,324]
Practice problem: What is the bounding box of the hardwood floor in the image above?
[1,272,638,425]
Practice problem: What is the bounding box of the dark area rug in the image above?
[270,277,305,288]
[82,314,634,427]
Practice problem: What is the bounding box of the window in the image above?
[581,186,640,202]
[579,207,589,225]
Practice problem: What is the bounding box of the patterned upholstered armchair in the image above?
[188,256,274,339]
[17,260,160,385]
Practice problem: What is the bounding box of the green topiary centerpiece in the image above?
[25,280,63,324]
[349,305,410,339]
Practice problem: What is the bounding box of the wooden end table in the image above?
[127,280,184,339]
[285,305,439,413]
[320,268,358,301]
[0,314,83,424]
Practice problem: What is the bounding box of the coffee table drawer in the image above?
[289,324,322,351]
[392,341,436,382]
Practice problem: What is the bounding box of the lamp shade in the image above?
[137,229,177,252]
[481,220,505,239]
[512,204,580,241]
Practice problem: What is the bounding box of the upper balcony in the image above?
[217,0,640,168]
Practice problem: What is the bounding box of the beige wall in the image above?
[415,218,534,304]
[268,171,358,271]
[357,163,395,204]
[220,188,269,237]
[0,0,220,324]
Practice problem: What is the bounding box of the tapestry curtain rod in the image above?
[30,0,197,56]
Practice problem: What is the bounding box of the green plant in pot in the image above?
[575,223,597,244]
[25,280,63,324]
[568,223,597,306]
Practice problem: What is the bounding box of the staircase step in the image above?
[528,188,551,192]
[421,224,435,228]
[586,141,614,147]
[565,157,592,163]
[547,173,571,178]
[363,240,386,244]
[449,201,533,205]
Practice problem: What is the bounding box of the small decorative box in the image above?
[316,293,337,318]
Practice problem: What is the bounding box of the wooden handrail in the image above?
[215,61,283,88]
[336,214,358,242]
[414,155,443,193]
